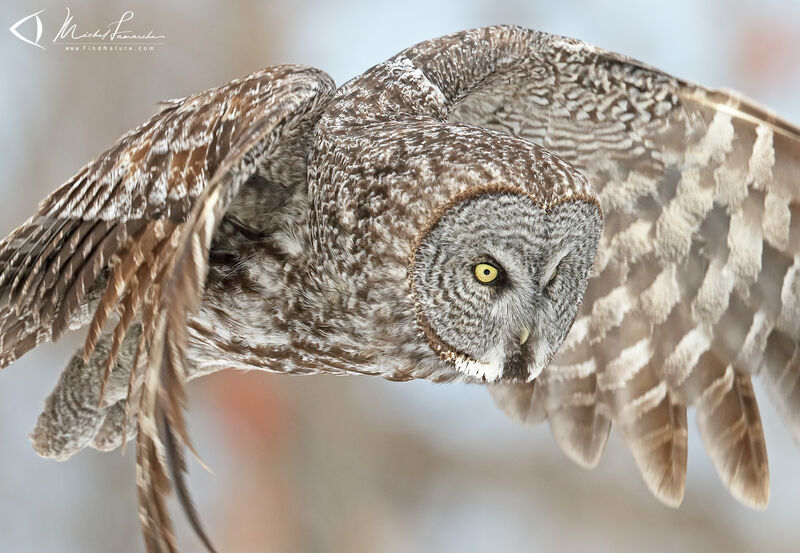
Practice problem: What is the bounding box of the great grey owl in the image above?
[1,25,799,552]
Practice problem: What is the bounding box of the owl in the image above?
[1,25,799,553]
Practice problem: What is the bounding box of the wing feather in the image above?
[487,381,547,425]
[403,25,800,507]
[0,65,335,552]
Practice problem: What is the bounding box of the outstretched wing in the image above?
[403,25,800,508]
[0,65,335,552]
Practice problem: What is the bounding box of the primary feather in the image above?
[1,65,335,553]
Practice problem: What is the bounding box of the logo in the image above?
[9,9,46,50]
[9,8,165,53]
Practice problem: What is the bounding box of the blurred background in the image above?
[1,1,800,552]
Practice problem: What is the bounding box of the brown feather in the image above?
[37,221,112,325]
[0,62,335,552]
[544,367,611,468]
[51,223,138,340]
[694,365,769,508]
[9,219,77,308]
[418,27,800,508]
[487,381,547,425]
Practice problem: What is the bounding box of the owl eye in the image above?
[474,262,500,284]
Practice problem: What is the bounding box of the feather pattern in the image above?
[401,26,800,507]
[0,65,335,552]
[2,25,800,551]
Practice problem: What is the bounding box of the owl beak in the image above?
[527,357,547,382]
[518,327,530,346]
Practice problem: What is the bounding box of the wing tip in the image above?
[487,382,547,426]
[640,465,686,509]
[548,408,611,469]
[722,464,770,510]
[731,479,770,510]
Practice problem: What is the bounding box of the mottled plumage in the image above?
[1,26,799,552]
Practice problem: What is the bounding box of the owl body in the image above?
[1,25,799,553]
[188,97,580,382]
[187,53,597,387]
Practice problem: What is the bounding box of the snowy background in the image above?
[1,1,799,552]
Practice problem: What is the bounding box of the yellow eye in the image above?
[474,263,499,284]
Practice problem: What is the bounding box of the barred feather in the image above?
[0,65,335,553]
[4,25,800,551]
[409,26,800,507]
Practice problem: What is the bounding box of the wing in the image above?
[0,65,335,552]
[403,25,800,508]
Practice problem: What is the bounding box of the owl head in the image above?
[407,143,602,383]
[314,117,602,383]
